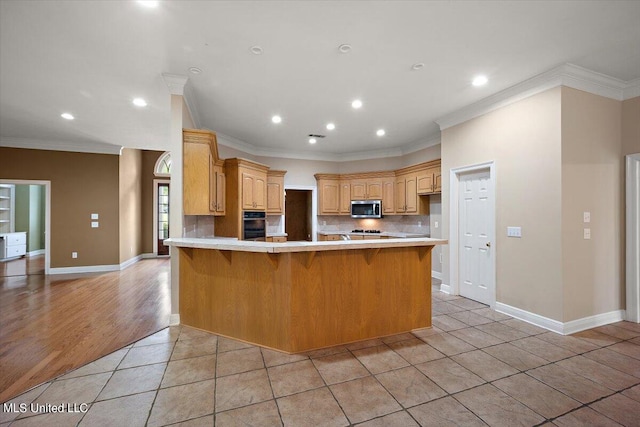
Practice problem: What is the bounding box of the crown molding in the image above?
[436,63,635,131]
[624,77,640,100]
[0,136,123,155]
[162,73,189,96]
[215,131,441,162]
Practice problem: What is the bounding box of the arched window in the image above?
[154,152,171,177]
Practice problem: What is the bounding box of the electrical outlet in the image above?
[91,213,99,220]
[434,221,439,229]
[72,252,78,259]
[418,221,422,227]
[91,221,99,228]
[322,220,326,226]
[583,212,590,223]
[507,226,522,238]
[584,228,591,239]
[439,253,443,263]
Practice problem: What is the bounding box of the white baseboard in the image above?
[169,314,181,326]
[431,270,443,280]
[141,253,156,259]
[495,302,626,335]
[440,283,452,294]
[49,255,143,275]
[28,249,45,257]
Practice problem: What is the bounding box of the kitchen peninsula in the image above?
[166,236,446,353]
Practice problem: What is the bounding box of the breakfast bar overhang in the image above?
[165,237,447,353]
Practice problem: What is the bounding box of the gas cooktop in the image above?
[351,229,381,233]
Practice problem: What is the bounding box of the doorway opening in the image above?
[449,162,496,307]
[0,180,51,276]
[285,189,312,241]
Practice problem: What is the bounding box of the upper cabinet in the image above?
[183,129,224,216]
[315,160,439,216]
[267,170,286,215]
[239,166,267,211]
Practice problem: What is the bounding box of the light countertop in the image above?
[316,230,429,238]
[165,237,447,253]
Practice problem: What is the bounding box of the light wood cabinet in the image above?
[417,166,442,195]
[396,174,427,214]
[266,236,287,242]
[241,170,267,210]
[318,233,341,241]
[382,178,395,214]
[267,170,286,215]
[183,129,225,216]
[339,180,351,214]
[351,179,382,200]
[317,177,340,215]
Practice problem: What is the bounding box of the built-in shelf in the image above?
[0,184,15,233]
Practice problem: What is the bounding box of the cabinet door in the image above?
[267,178,284,214]
[183,142,211,215]
[242,173,255,210]
[405,175,418,213]
[254,174,267,210]
[319,180,340,214]
[215,169,226,215]
[434,167,442,193]
[395,178,407,212]
[339,181,351,214]
[382,179,395,214]
[367,181,383,200]
[351,181,367,200]
[417,172,434,194]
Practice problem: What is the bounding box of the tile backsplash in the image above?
[317,215,430,235]
[183,215,215,238]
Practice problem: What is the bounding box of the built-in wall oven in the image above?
[243,211,266,241]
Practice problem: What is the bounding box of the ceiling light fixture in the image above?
[412,63,425,71]
[133,98,148,107]
[137,1,159,8]
[376,129,386,136]
[250,46,263,55]
[61,113,74,120]
[472,75,488,87]
[338,44,352,54]
[271,115,282,124]
[351,99,363,109]
[188,67,202,74]
[326,123,335,130]
[309,137,317,144]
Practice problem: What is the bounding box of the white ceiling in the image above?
[1,1,639,159]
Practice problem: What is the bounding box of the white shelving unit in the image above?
[0,184,15,234]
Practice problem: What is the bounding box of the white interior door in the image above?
[459,169,494,305]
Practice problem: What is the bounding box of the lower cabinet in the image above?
[318,234,342,241]
[266,236,287,242]
[0,232,27,260]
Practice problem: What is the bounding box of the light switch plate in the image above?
[91,213,99,220]
[507,226,522,238]
[91,221,99,228]
[583,212,590,223]
[584,228,591,239]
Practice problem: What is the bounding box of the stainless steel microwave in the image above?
[351,200,382,218]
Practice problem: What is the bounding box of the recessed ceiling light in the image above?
[326,123,335,130]
[309,138,317,144]
[376,129,386,136]
[61,113,74,120]
[250,46,263,55]
[137,1,159,8]
[271,115,282,124]
[338,44,352,54]
[188,67,202,74]
[133,98,148,107]
[412,63,425,71]
[351,99,363,109]
[472,75,488,87]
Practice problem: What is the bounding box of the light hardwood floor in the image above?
[0,258,170,402]
[0,254,45,277]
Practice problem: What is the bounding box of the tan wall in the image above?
[622,96,640,156]
[118,148,143,263]
[561,87,624,321]
[441,87,564,320]
[141,150,166,254]
[0,147,120,268]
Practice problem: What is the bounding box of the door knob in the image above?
[486,242,491,247]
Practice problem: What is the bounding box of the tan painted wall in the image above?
[561,87,624,321]
[141,150,165,254]
[0,147,120,268]
[118,148,143,263]
[622,96,640,156]
[441,87,564,320]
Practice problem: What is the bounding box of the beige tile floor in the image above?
[2,286,640,426]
